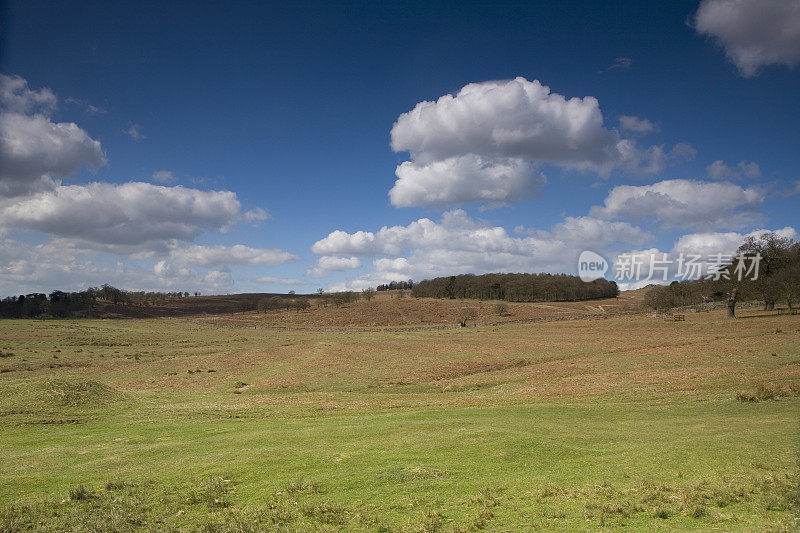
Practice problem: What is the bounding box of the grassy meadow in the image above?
[0,308,798,531]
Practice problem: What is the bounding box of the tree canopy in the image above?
[411,273,619,302]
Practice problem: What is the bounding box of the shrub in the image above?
[494,302,509,316]
[737,382,799,402]
[190,476,231,508]
[69,485,94,501]
[292,298,310,312]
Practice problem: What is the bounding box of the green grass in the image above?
[0,313,798,531]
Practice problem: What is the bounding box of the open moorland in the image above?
[98,289,649,330]
[0,299,798,531]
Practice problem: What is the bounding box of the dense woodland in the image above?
[376,280,413,291]
[645,232,800,311]
[0,285,194,318]
[411,273,619,301]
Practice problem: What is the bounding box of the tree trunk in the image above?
[727,288,739,319]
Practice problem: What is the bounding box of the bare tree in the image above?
[459,309,477,327]
[727,288,738,319]
[738,232,795,310]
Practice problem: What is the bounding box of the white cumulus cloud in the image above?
[618,115,660,134]
[0,74,106,197]
[312,209,651,289]
[390,155,546,207]
[694,0,800,77]
[0,74,57,114]
[0,182,257,251]
[590,179,765,230]
[388,77,692,207]
[306,255,361,277]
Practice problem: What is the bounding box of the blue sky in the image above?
[1,0,798,294]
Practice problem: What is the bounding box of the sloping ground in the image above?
[192,289,648,330]
[92,289,650,326]
[0,310,798,531]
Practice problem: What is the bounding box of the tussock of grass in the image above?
[284,475,324,494]
[188,476,232,508]
[377,466,443,483]
[68,485,94,501]
[737,382,800,402]
[46,379,120,407]
[104,480,131,491]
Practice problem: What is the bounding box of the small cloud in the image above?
[126,123,145,141]
[65,96,106,115]
[243,207,270,224]
[706,159,762,180]
[608,57,632,70]
[151,170,175,183]
[781,180,800,197]
[255,276,305,285]
[619,115,660,135]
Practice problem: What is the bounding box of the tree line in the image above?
[376,280,413,291]
[0,284,198,318]
[644,232,800,312]
[410,273,619,301]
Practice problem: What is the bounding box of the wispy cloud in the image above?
[126,123,145,141]
[608,57,632,70]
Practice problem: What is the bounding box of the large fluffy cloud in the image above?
[0,182,254,249]
[0,75,293,294]
[313,209,652,290]
[391,78,619,167]
[306,255,361,278]
[388,77,691,207]
[390,155,546,207]
[590,179,765,230]
[694,0,800,77]
[0,75,106,197]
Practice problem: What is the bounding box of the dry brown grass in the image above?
[194,289,648,330]
[4,303,796,411]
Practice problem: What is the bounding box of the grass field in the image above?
[0,307,798,531]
